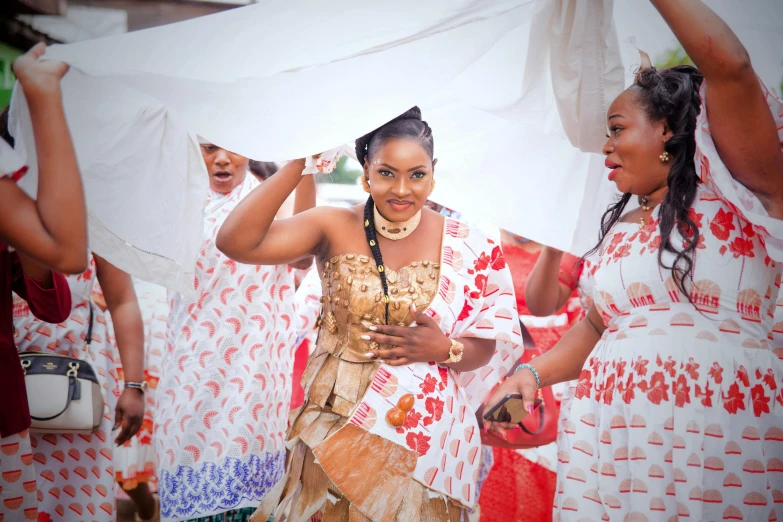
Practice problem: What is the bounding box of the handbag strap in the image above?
[65,300,94,358]
[85,301,94,346]
[519,403,546,435]
[29,374,78,421]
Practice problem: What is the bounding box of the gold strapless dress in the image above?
[265,254,464,522]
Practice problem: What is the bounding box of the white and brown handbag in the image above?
[19,303,103,433]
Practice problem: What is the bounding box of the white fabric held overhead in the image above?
[8,0,782,290]
[12,0,615,292]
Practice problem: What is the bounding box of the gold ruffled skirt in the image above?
[253,348,465,522]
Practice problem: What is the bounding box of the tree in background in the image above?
[655,46,693,69]
[0,42,22,109]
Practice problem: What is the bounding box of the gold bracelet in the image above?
[440,338,464,364]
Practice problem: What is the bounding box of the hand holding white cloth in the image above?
[302,145,356,176]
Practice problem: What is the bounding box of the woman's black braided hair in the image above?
[355,106,434,323]
[582,65,704,298]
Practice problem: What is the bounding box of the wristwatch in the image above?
[440,338,464,365]
[125,381,147,393]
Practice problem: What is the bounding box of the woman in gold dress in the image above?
[217,108,522,521]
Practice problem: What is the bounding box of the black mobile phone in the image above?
[483,395,543,424]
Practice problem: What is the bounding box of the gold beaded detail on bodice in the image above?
[316,254,440,363]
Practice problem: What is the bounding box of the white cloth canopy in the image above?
[8,0,783,291]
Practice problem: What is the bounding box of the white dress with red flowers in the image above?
[555,83,783,521]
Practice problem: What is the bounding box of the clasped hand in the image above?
[362,305,451,366]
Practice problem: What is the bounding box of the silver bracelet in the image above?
[514,363,540,390]
[125,381,147,393]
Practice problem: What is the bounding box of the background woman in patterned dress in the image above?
[487,1,783,520]
[249,159,318,414]
[99,278,168,522]
[0,43,87,522]
[156,143,314,522]
[14,253,145,522]
[479,238,583,521]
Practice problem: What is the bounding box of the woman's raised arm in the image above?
[217,160,342,265]
[525,246,578,317]
[651,0,783,217]
[0,44,87,273]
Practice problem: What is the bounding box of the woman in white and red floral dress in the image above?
[487,1,783,520]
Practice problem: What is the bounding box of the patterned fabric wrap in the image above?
[157,175,297,522]
[0,430,38,521]
[336,219,524,508]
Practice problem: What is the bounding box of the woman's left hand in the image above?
[483,368,538,439]
[363,305,451,366]
[114,388,145,446]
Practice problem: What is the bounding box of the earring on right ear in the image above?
[659,151,670,163]
[361,177,371,193]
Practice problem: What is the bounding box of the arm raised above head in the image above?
[650,0,783,217]
[217,160,343,265]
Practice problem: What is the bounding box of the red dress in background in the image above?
[479,241,582,522]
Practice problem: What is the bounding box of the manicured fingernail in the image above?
[501,433,508,441]
[364,352,376,358]
[527,405,534,415]
[361,335,371,340]
[368,326,377,331]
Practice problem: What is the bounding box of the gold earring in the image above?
[659,151,670,163]
[430,179,436,194]
[361,177,371,193]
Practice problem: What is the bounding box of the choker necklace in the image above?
[374,206,422,241]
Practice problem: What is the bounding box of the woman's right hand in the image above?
[483,367,538,438]
[13,43,69,97]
